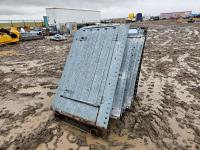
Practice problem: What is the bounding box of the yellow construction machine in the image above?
[128,13,136,22]
[0,27,20,45]
[192,15,200,22]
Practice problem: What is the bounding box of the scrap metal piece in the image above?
[111,28,146,118]
[20,32,44,41]
[50,34,67,41]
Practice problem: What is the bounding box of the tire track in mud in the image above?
[0,22,200,150]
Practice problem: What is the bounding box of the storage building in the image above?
[160,11,192,19]
[46,8,101,26]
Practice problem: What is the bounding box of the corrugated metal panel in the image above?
[111,29,146,118]
[52,25,146,129]
[123,33,145,109]
[52,25,129,128]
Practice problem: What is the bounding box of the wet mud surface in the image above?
[0,21,200,150]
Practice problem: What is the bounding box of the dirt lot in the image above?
[0,21,200,150]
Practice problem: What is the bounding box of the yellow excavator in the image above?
[0,27,20,45]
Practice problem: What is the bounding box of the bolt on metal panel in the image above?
[96,25,129,128]
[111,28,146,118]
[52,25,130,128]
[52,25,147,129]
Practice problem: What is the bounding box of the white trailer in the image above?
[46,8,101,26]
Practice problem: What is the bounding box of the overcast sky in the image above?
[0,0,200,20]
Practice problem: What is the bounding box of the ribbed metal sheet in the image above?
[52,25,146,129]
[111,29,146,118]
[52,25,129,128]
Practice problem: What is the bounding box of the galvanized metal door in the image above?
[52,25,129,128]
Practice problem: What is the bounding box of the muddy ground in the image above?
[0,21,200,150]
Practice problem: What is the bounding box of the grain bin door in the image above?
[52,25,129,128]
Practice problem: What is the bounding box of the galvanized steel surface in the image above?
[52,25,146,129]
[111,29,146,118]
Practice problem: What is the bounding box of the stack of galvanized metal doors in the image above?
[52,24,146,129]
